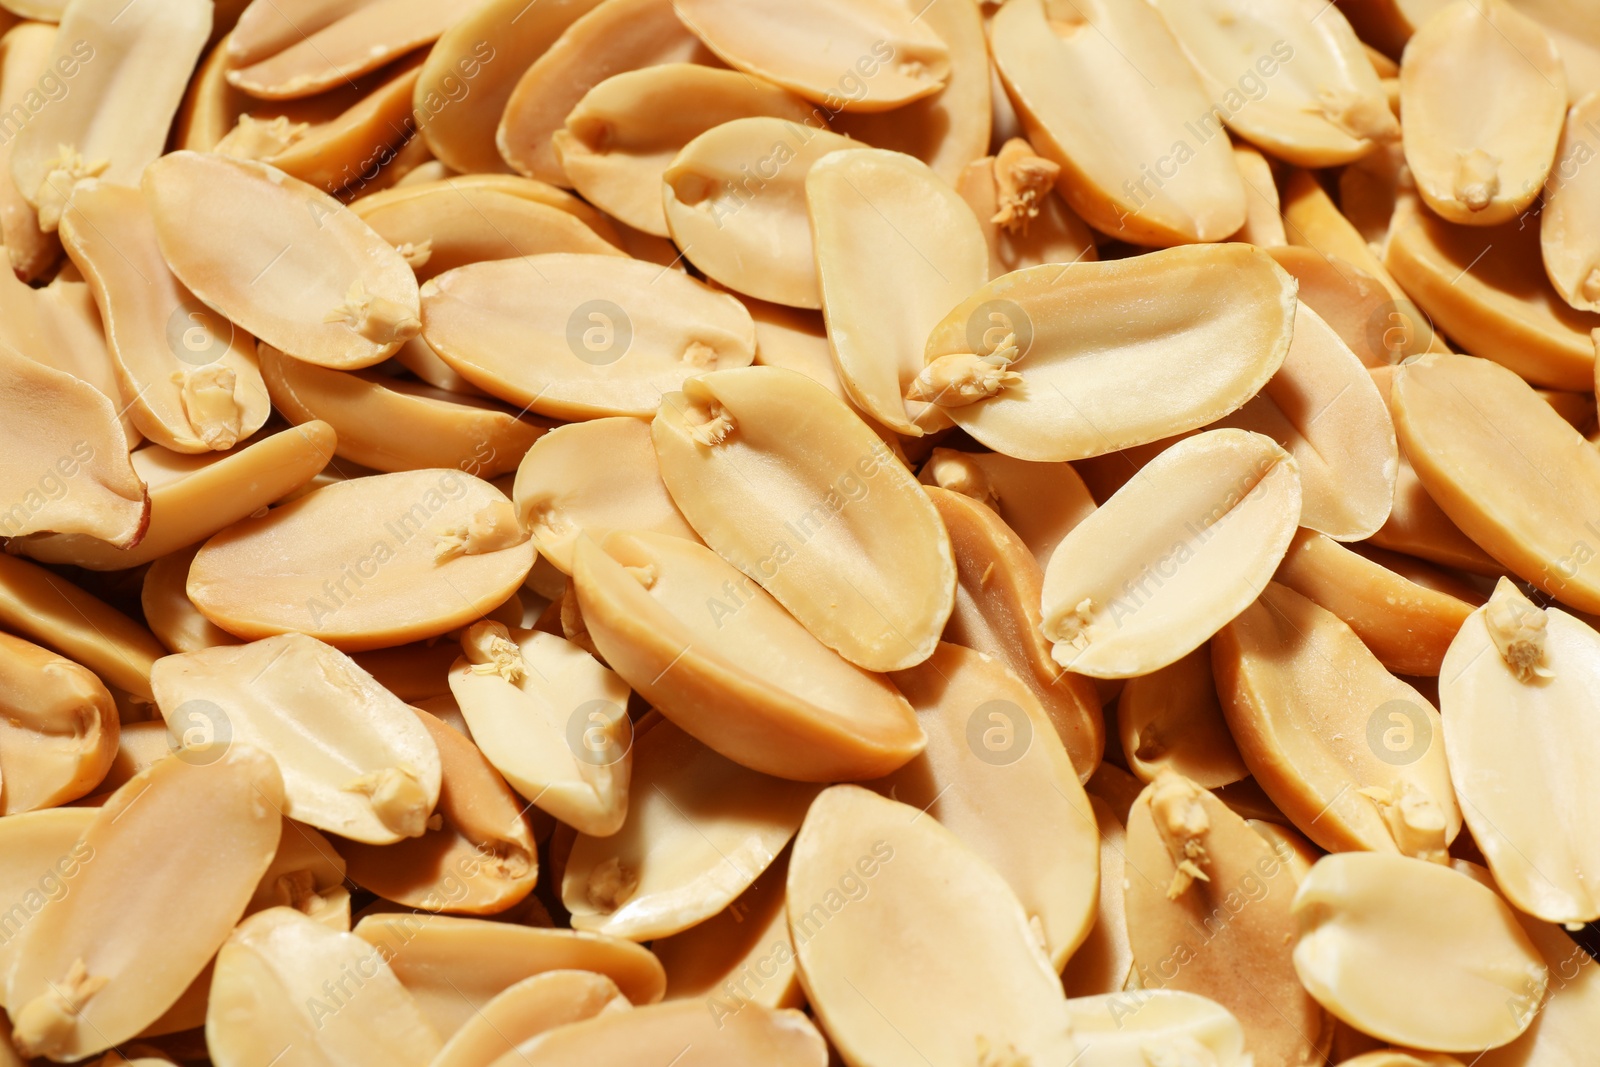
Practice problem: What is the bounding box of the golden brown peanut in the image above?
[673,0,948,112]
[918,245,1295,462]
[1060,796,1133,997]
[919,448,1095,570]
[808,146,986,435]
[139,545,235,655]
[93,719,172,798]
[1386,204,1600,390]
[352,182,623,283]
[432,971,629,1067]
[1393,352,1600,610]
[662,118,860,309]
[572,531,923,781]
[1291,852,1546,1051]
[0,632,118,812]
[955,138,1098,281]
[206,906,441,1067]
[414,0,602,175]
[1061,990,1251,1067]
[1274,529,1476,676]
[1231,143,1288,247]
[788,785,1077,1066]
[557,65,815,237]
[496,0,714,185]
[187,468,533,650]
[653,367,954,672]
[1041,430,1302,678]
[260,346,540,476]
[152,633,442,844]
[0,22,61,280]
[1400,0,1565,226]
[877,643,1099,968]
[6,746,283,1061]
[1540,91,1600,311]
[1152,0,1397,166]
[337,707,537,915]
[9,0,211,232]
[0,341,147,547]
[923,486,1103,778]
[357,173,622,245]
[352,913,665,1039]
[0,807,95,1002]
[488,1000,824,1067]
[1439,580,1600,923]
[420,253,755,419]
[563,717,817,940]
[224,0,457,100]
[831,0,989,184]
[989,0,1246,246]
[513,417,699,574]
[1250,819,1323,883]
[652,852,801,1014]
[1118,645,1248,789]
[13,422,337,571]
[248,819,347,920]
[144,151,421,371]
[60,180,268,454]
[1125,773,1328,1067]
[1268,246,1402,367]
[1213,301,1398,540]
[447,624,631,836]
[1213,582,1462,859]
[0,552,167,701]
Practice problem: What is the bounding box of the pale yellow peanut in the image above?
[226,0,369,68]
[955,138,1098,281]
[918,245,1295,463]
[447,623,632,836]
[432,971,629,1067]
[808,146,986,435]
[0,22,61,280]
[562,716,817,940]
[1400,0,1565,225]
[248,819,348,920]
[1439,580,1600,923]
[352,913,665,1040]
[13,422,337,572]
[653,366,954,672]
[1213,582,1461,859]
[6,746,283,1061]
[1250,818,1324,883]
[663,118,860,309]
[1041,430,1303,678]
[1231,143,1288,246]
[989,0,1246,245]
[572,531,924,781]
[832,0,989,184]
[9,0,211,231]
[0,632,118,813]
[788,785,1077,1067]
[1392,352,1600,609]
[0,341,147,547]
[672,0,949,112]
[1268,246,1402,366]
[206,906,441,1067]
[877,643,1099,969]
[260,346,541,476]
[152,633,442,844]
[1059,796,1133,998]
[496,0,714,185]
[1061,990,1251,1067]
[513,417,699,574]
[1292,852,1547,1051]
[919,448,1095,570]
[923,486,1104,779]
[558,65,815,237]
[420,253,755,420]
[0,807,95,1004]
[487,1000,824,1067]
[91,719,172,799]
[139,546,233,656]
[1540,92,1600,311]
[1125,773,1328,1067]
[1118,645,1249,789]
[187,468,533,651]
